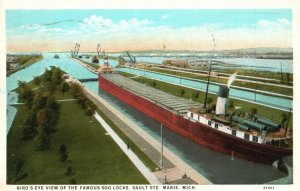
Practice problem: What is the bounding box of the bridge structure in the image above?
[79,78,98,82]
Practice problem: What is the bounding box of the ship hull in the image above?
[99,75,292,164]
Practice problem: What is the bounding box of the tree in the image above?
[280,113,288,128]
[65,166,73,176]
[86,108,95,121]
[87,101,97,111]
[21,110,38,140]
[35,132,51,151]
[59,144,68,162]
[24,89,35,108]
[46,95,60,112]
[21,124,37,140]
[152,81,157,87]
[33,76,41,86]
[36,109,49,128]
[13,158,28,183]
[52,67,63,85]
[45,81,56,93]
[17,80,26,95]
[33,90,47,110]
[180,89,186,97]
[207,97,213,106]
[42,68,53,83]
[192,91,200,100]
[249,107,257,119]
[70,83,83,98]
[77,95,87,109]
[227,101,234,109]
[285,73,291,85]
[61,82,70,96]
[17,81,34,106]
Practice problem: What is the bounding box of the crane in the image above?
[126,51,136,67]
[70,43,80,57]
[97,43,101,56]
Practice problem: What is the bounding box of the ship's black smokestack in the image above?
[216,85,229,115]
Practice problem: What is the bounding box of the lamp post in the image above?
[160,123,164,170]
[285,107,292,137]
[203,34,215,112]
[160,122,168,184]
[254,85,257,102]
[180,72,182,84]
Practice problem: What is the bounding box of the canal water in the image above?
[118,67,292,110]
[6,53,96,133]
[84,80,288,184]
[128,56,292,73]
[213,58,292,73]
[79,56,119,67]
[6,53,291,184]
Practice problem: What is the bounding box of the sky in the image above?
[6,9,292,52]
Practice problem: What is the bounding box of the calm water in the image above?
[118,67,292,111]
[84,81,288,184]
[80,56,119,67]
[128,56,293,73]
[6,53,96,133]
[6,53,292,131]
[6,53,291,183]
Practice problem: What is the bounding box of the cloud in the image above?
[7,16,292,52]
[44,20,82,26]
[80,15,113,29]
[21,24,44,30]
[79,15,151,33]
[257,18,291,29]
[17,23,66,35]
[119,18,150,28]
[161,15,169,19]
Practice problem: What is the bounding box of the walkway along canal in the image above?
[118,67,292,111]
[6,52,291,184]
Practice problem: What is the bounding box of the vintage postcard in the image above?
[1,0,298,191]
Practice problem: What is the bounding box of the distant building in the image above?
[188,60,208,68]
[163,60,189,68]
[62,74,71,79]
[124,62,136,67]
[10,63,19,70]
[6,56,16,63]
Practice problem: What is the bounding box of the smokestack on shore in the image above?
[216,85,229,115]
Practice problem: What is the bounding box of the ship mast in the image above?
[203,34,215,111]
[97,43,101,56]
[70,43,80,57]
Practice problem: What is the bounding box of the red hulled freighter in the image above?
[98,64,292,164]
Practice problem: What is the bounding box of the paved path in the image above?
[153,167,194,184]
[94,112,161,184]
[151,66,293,89]
[82,84,212,184]
[120,69,292,112]
[73,58,98,74]
[10,98,76,106]
[57,98,76,102]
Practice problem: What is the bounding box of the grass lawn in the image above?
[95,108,159,172]
[139,67,292,96]
[7,101,149,184]
[74,58,100,70]
[7,55,43,76]
[119,72,293,130]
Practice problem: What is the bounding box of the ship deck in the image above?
[101,74,202,115]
